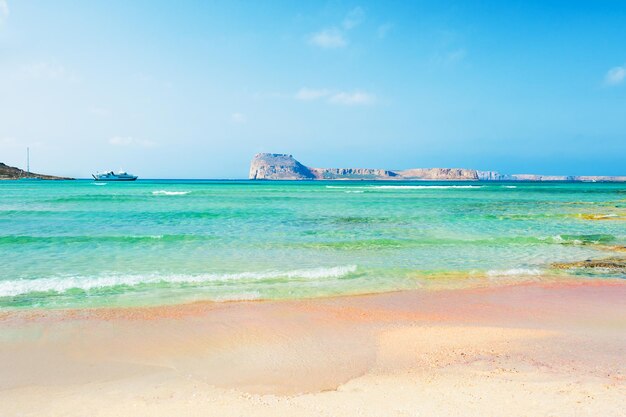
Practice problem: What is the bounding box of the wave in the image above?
[0,265,358,297]
[544,234,615,245]
[0,234,214,245]
[375,185,483,189]
[152,190,190,196]
[300,234,619,250]
[326,185,483,190]
[486,268,543,277]
[94,183,107,186]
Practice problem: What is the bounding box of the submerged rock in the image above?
[552,257,626,272]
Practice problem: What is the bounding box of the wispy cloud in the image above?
[295,88,331,101]
[309,28,347,49]
[108,136,156,148]
[230,112,247,124]
[20,62,79,82]
[329,91,376,106]
[308,7,366,49]
[295,88,376,106]
[342,7,365,30]
[0,136,18,147]
[0,0,8,25]
[604,65,625,86]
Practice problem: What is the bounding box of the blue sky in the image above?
[0,0,625,178]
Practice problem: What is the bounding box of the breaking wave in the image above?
[0,265,358,297]
[152,190,191,196]
[327,185,483,190]
[486,268,543,277]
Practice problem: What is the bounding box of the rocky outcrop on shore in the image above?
[0,162,71,180]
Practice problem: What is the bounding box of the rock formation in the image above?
[248,154,315,180]
[0,162,71,180]
[249,153,478,180]
[249,153,626,182]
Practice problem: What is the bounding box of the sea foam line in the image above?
[0,265,358,297]
[152,190,190,196]
[326,185,483,190]
[486,268,543,277]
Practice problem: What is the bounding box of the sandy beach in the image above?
[1,279,624,417]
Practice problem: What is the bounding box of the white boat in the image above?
[92,170,138,181]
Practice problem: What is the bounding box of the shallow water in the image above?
[0,180,624,309]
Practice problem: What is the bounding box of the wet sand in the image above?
[1,280,625,416]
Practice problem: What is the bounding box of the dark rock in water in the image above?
[0,162,72,180]
[552,257,626,272]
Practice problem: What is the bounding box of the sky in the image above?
[0,0,625,178]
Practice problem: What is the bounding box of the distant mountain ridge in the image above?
[0,162,71,180]
[249,153,626,182]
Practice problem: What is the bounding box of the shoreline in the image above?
[1,279,624,416]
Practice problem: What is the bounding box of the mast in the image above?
[27,147,30,174]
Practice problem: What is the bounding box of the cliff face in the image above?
[248,153,315,180]
[249,153,478,180]
[310,167,398,180]
[396,168,478,180]
[0,162,71,180]
[248,153,626,182]
[477,171,509,181]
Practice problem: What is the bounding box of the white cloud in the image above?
[329,91,376,106]
[20,62,79,81]
[295,88,331,101]
[108,136,156,148]
[309,28,347,49]
[309,7,367,49]
[604,66,625,86]
[342,7,365,30]
[0,136,18,147]
[294,88,376,106]
[0,0,8,24]
[230,113,247,124]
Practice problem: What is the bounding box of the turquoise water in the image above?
[0,180,624,309]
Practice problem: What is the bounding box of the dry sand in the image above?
[0,280,625,416]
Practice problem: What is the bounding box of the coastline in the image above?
[1,279,624,416]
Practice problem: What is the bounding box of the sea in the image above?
[0,180,624,309]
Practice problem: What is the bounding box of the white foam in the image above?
[152,190,190,196]
[0,265,358,297]
[94,183,107,186]
[503,185,517,188]
[374,185,483,189]
[344,190,364,193]
[327,185,483,190]
[486,268,542,277]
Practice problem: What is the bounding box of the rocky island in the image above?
[0,162,71,180]
[249,153,479,180]
[249,153,626,182]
